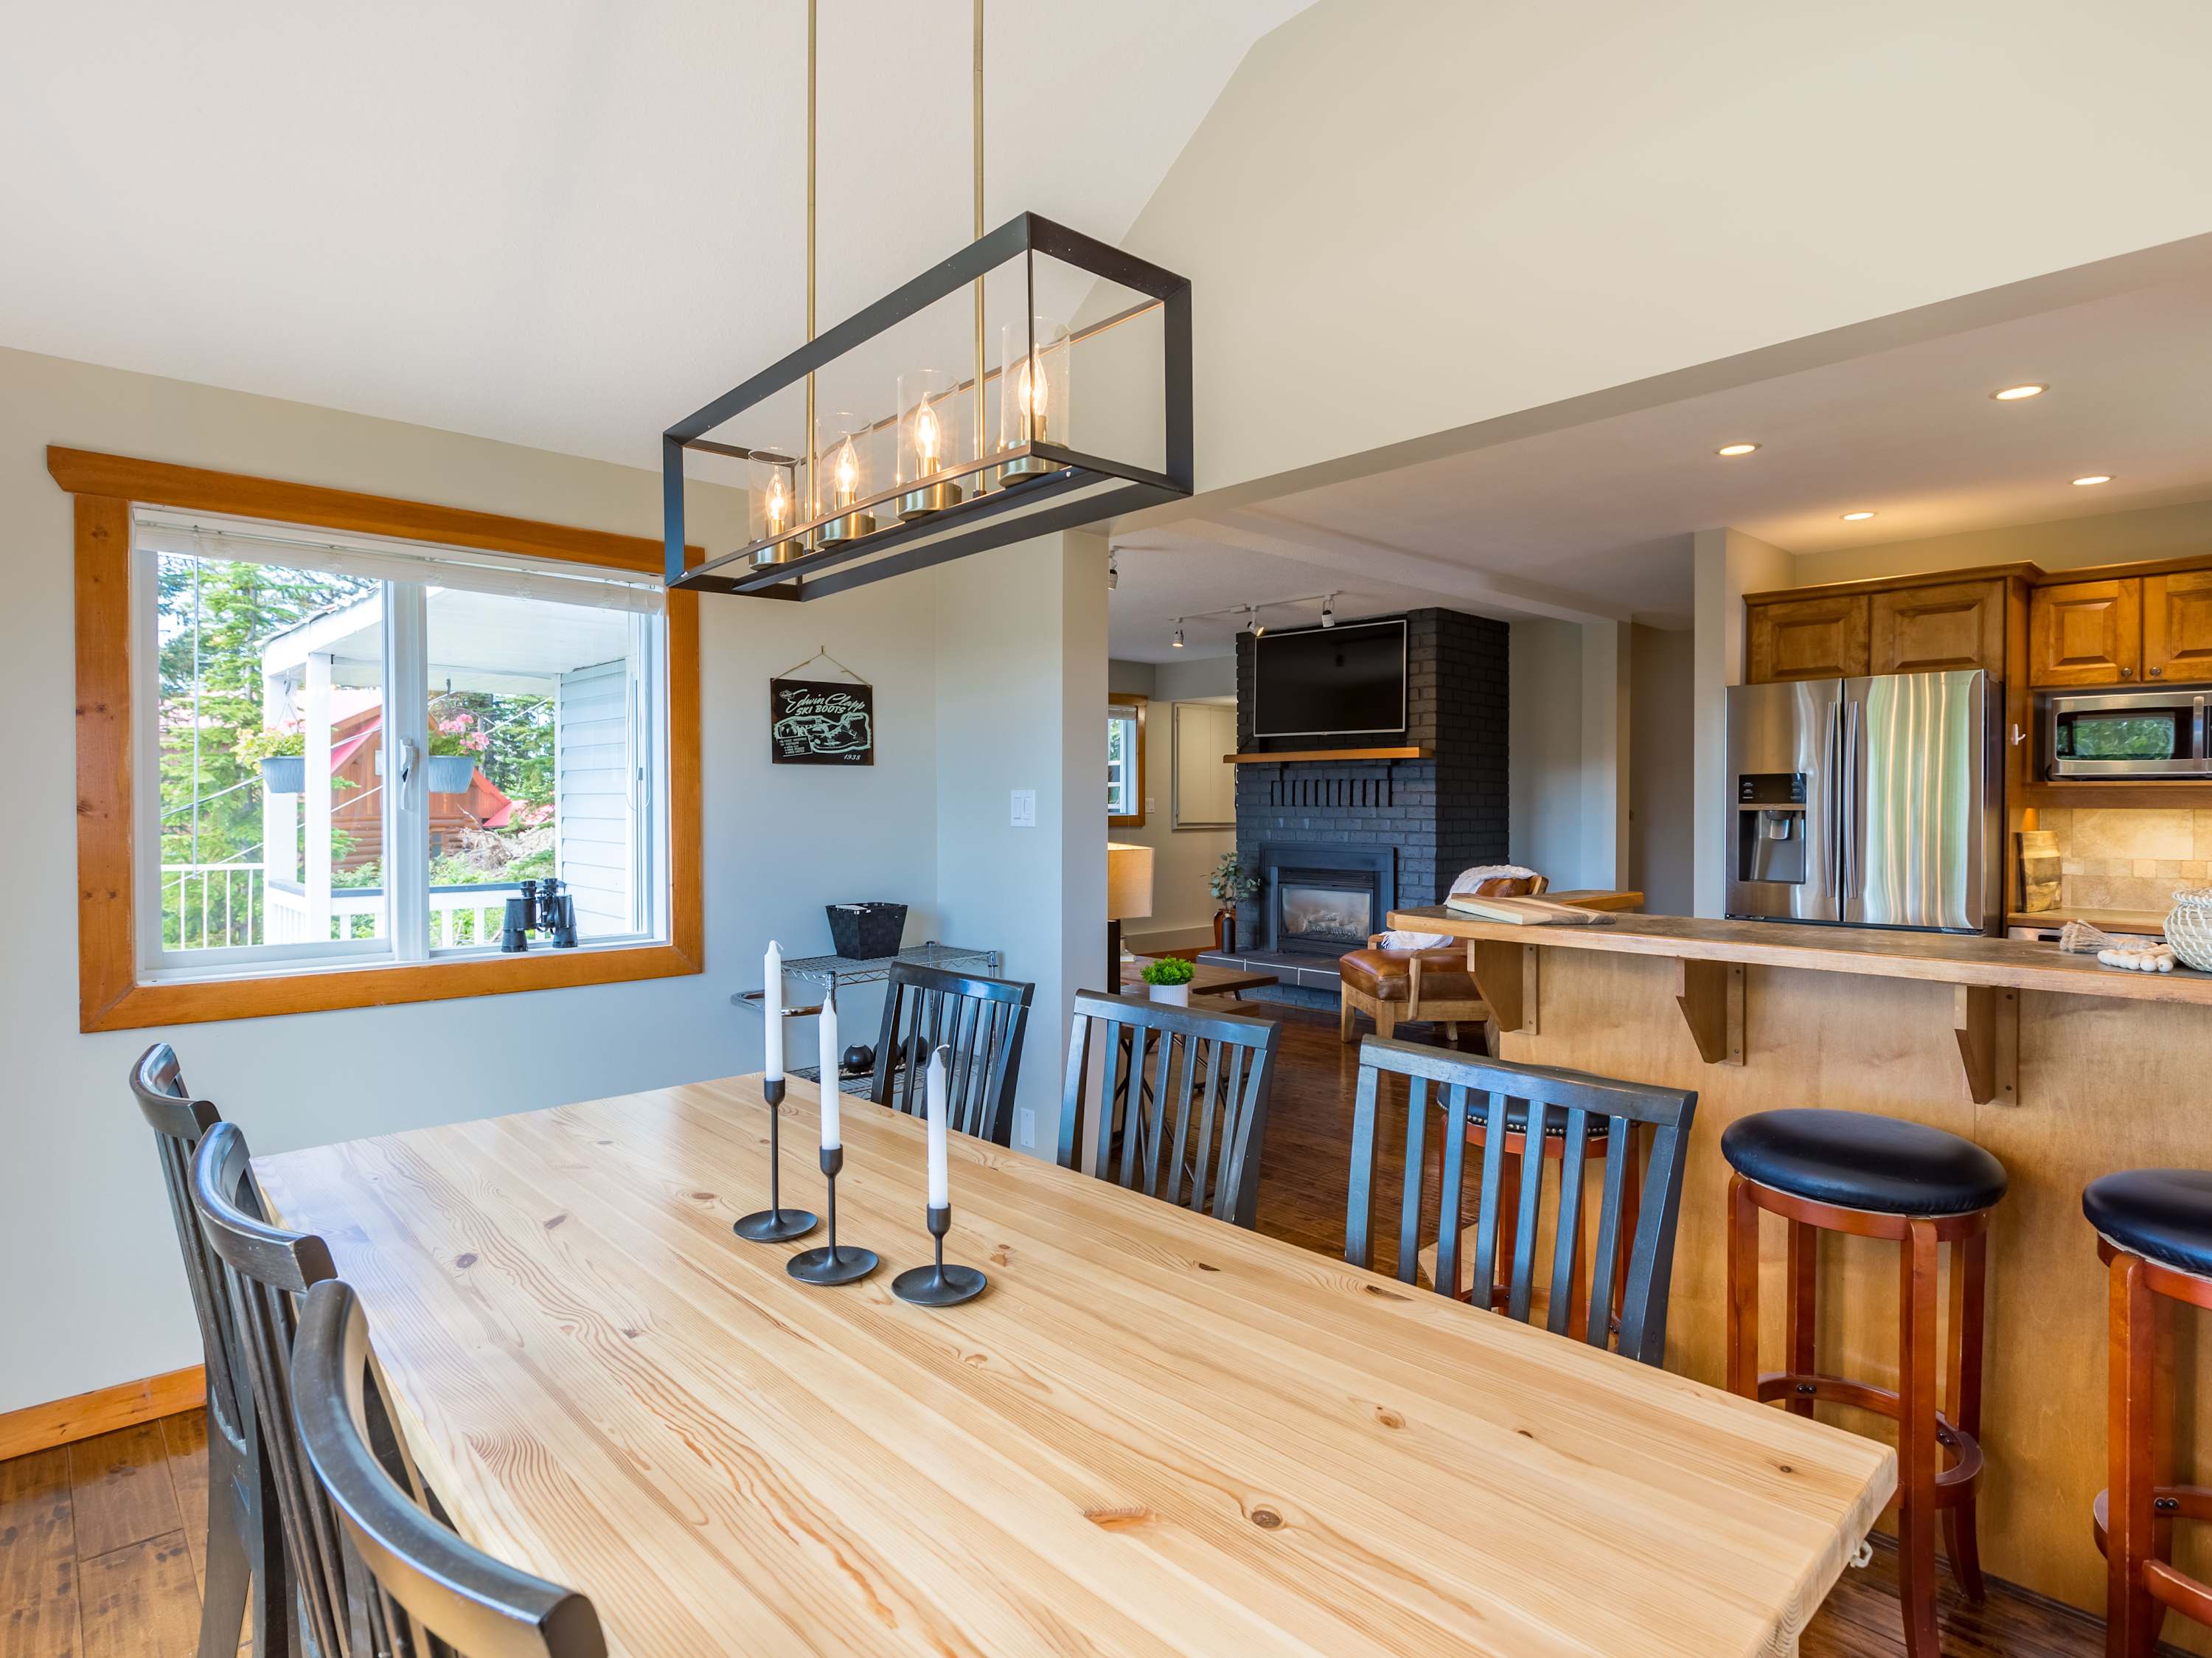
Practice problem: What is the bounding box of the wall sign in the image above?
[771,676,874,766]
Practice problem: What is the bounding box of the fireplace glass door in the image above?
[1279,880,1374,952]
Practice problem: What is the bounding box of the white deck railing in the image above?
[167,862,523,950]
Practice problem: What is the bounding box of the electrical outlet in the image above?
[1015,1107,1037,1148]
[1009,788,1037,828]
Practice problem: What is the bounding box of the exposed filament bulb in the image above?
[914,400,941,474]
[834,437,858,507]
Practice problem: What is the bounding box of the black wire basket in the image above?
[825,903,908,960]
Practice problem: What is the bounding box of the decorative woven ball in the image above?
[2166,888,2212,971]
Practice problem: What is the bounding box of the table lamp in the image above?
[1106,842,1155,992]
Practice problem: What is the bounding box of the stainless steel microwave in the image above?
[2043,686,2212,777]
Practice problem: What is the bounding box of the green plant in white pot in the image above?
[1140,955,1196,1007]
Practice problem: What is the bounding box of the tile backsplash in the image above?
[2033,808,2212,912]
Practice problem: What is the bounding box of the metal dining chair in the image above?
[870,961,1034,1144]
[191,1121,354,1658]
[1344,1037,1697,1366]
[293,1278,608,1658]
[1058,991,1281,1229]
[130,1043,285,1658]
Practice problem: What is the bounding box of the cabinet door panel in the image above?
[1747,596,1870,683]
[1870,580,2006,676]
[2143,571,2212,682]
[2028,579,2141,687]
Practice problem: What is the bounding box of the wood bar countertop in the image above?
[1385,907,2212,1007]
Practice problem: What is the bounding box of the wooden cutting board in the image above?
[2017,828,2062,912]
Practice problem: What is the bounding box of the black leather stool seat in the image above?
[2084,1170,2212,1279]
[1722,1108,2007,1217]
[1455,1095,1612,1140]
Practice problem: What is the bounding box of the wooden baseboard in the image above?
[0,1365,206,1461]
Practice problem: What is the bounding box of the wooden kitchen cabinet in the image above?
[2143,569,2212,682]
[1868,579,2006,676]
[2029,578,2141,687]
[1746,594,1870,683]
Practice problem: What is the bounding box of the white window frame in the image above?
[129,513,671,984]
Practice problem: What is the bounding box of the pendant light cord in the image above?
[973,0,986,473]
[805,0,818,519]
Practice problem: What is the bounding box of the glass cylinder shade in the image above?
[896,369,966,521]
[748,451,804,566]
[816,412,877,544]
[998,316,1071,483]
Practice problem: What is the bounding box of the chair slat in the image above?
[1060,991,1280,1229]
[1547,1107,1590,1336]
[1346,1037,1696,1366]
[871,962,1035,1145]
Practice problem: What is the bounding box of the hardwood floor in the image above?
[1,1412,239,1658]
[0,1005,2144,1657]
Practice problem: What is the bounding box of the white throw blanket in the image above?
[1377,864,1543,951]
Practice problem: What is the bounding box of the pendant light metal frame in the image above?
[664,0,1191,602]
[664,215,1192,601]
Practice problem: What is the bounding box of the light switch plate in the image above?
[1009,788,1037,828]
[1015,1107,1037,1148]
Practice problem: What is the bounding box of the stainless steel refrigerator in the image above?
[1725,670,1999,934]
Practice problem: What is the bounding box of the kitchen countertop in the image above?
[1384,907,2212,1006]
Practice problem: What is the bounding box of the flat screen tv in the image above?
[1252,619,1407,738]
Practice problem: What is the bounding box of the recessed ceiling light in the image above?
[1716,442,1760,457]
[1840,510,1877,521]
[2073,474,2113,487]
[1992,383,2047,401]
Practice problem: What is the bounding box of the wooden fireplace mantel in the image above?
[1225,745,1433,764]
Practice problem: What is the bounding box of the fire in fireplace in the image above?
[1279,881,1374,949]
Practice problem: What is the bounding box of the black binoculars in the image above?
[501,876,578,952]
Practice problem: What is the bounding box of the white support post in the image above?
[305,651,333,941]
[260,667,297,891]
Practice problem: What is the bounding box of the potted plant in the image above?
[1140,955,1197,1007]
[427,712,490,794]
[1208,853,1260,954]
[235,723,306,794]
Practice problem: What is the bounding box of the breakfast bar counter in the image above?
[1385,906,2212,1634]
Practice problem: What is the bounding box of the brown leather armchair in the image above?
[1336,874,1547,1050]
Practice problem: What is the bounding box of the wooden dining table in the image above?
[254,1075,1893,1657]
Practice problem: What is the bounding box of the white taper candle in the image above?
[925,1045,950,1209]
[762,940,785,1081]
[818,985,841,1150]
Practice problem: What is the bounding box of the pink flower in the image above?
[437,715,470,735]
[465,732,489,752]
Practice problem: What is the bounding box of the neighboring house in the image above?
[326,707,512,870]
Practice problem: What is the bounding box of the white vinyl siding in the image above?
[556,658,636,935]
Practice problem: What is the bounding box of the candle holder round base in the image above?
[787,1244,880,1286]
[734,1208,818,1244]
[892,1261,986,1306]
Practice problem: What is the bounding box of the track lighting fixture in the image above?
[1245,605,1265,638]
[1321,593,1336,628]
[1107,551,1119,590]
[1170,619,1185,648]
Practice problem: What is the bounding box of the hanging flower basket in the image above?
[259,755,306,795]
[425,754,477,794]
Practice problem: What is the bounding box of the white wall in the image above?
[1690,528,1793,915]
[1630,625,1696,916]
[933,533,1107,1158]
[1102,654,1237,946]
[1121,0,2212,497]
[1509,621,1581,882]
[1790,494,2212,588]
[0,345,1096,1414]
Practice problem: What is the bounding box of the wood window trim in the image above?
[52,446,705,1033]
[1108,693,1147,828]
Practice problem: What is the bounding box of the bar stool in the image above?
[2085,1168,2212,1657]
[1722,1108,2008,1658]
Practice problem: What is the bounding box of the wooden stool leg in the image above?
[1492,1149,1523,1310]
[1338,993,1357,1043]
[1944,1230,1989,1602]
[1726,1174,1760,1397]
[1897,1218,1944,1658]
[2109,1251,2158,1658]
[1784,1219,1818,1418]
[1374,1000,1397,1041]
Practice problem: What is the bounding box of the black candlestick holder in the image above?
[734,1076,818,1243]
[787,1145,879,1285]
[892,1203,987,1306]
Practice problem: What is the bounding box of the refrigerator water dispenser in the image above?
[1735,773,1808,886]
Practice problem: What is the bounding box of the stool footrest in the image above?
[1757,1370,1984,1496]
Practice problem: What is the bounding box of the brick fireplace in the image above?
[1200,607,1509,1004]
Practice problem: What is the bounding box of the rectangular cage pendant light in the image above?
[662,213,1192,602]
